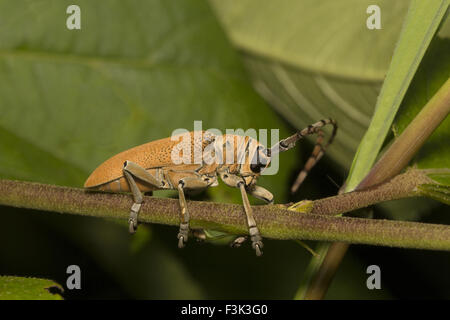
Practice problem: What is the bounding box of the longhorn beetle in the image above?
[84,119,337,256]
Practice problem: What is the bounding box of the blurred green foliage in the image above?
[0,0,448,299]
[210,0,411,167]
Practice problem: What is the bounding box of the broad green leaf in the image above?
[210,0,412,167]
[345,0,449,190]
[0,0,295,203]
[0,0,298,300]
[0,276,63,300]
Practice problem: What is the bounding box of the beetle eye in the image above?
[250,162,262,173]
[250,147,268,174]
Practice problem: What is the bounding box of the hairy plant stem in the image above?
[0,168,448,250]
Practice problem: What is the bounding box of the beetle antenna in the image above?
[270,119,338,193]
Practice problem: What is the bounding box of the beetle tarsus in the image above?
[238,183,264,257]
[249,226,264,256]
[254,243,263,257]
[177,235,186,248]
[177,222,189,248]
[128,202,141,234]
[129,219,136,234]
[176,183,191,249]
[230,236,247,248]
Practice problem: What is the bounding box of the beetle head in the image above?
[238,139,271,187]
[217,137,271,188]
[249,145,271,175]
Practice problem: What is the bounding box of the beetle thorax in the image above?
[213,134,266,188]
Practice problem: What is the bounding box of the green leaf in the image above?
[210,0,413,167]
[0,0,299,300]
[0,0,295,200]
[418,183,450,205]
[345,0,449,190]
[0,276,63,300]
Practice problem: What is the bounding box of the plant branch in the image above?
[309,167,436,216]
[0,169,448,251]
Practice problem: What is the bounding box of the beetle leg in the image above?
[231,236,248,248]
[192,229,207,241]
[123,161,165,188]
[248,185,274,204]
[123,170,143,234]
[238,182,263,256]
[230,185,273,249]
[123,161,165,234]
[177,181,190,249]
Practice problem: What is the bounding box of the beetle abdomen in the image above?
[84,131,215,188]
[90,177,127,192]
[89,176,158,193]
